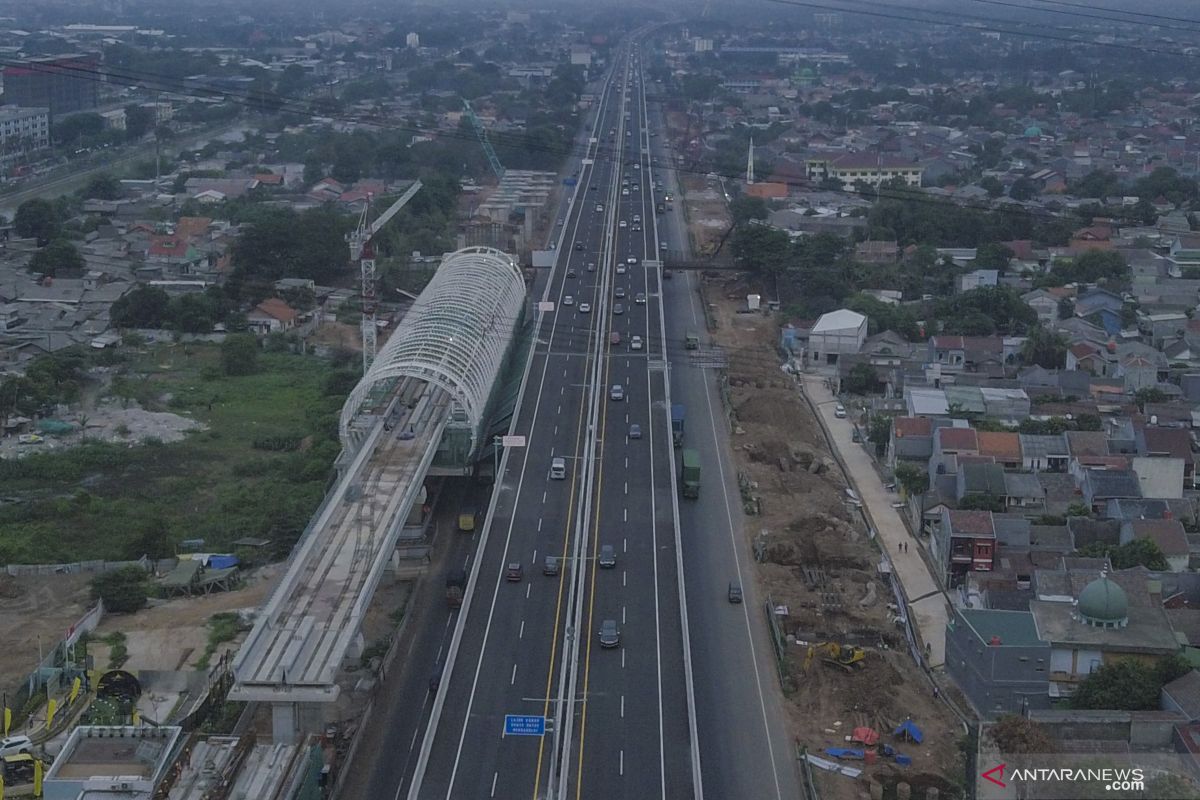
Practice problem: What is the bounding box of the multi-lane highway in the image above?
[365,32,802,800]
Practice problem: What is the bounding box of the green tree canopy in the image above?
[221,333,259,376]
[845,362,880,395]
[1022,326,1069,369]
[229,206,354,288]
[29,239,84,277]
[894,462,929,497]
[1070,654,1190,711]
[111,286,171,329]
[82,172,123,200]
[14,198,61,245]
[91,565,151,613]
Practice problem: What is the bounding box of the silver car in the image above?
[599,619,620,648]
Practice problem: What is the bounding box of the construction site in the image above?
[672,146,966,798]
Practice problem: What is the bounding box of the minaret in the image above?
[746,138,755,185]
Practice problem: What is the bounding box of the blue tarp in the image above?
[207,554,240,570]
[824,748,865,760]
[894,719,924,743]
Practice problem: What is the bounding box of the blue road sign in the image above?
[504,714,547,736]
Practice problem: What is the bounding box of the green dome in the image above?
[1078,576,1128,626]
[1024,125,1042,137]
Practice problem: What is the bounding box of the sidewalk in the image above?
[800,375,949,668]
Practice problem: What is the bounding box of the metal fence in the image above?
[3,555,174,577]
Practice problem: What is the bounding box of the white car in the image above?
[579,302,591,313]
[610,384,625,401]
[622,188,630,196]
[616,265,627,275]
[634,292,646,305]
[834,404,847,418]
[627,257,638,265]
[630,335,643,351]
[563,295,575,307]
[619,220,627,228]
[0,735,31,757]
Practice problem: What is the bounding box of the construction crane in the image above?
[348,179,423,373]
[462,98,505,181]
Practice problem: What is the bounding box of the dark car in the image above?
[543,555,560,576]
[575,241,585,251]
[506,562,523,582]
[599,619,620,648]
[599,544,616,568]
[728,582,743,603]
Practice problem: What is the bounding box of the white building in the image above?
[570,44,592,66]
[0,105,49,153]
[807,308,867,366]
[406,32,420,48]
[693,37,714,52]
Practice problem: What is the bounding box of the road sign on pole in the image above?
[503,715,547,736]
[501,435,526,448]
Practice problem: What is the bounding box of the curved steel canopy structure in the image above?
[339,246,526,452]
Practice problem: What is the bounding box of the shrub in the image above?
[91,566,150,613]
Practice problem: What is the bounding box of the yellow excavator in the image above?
[804,642,868,672]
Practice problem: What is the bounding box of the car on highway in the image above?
[543,556,560,576]
[660,242,668,251]
[627,256,638,265]
[834,403,847,418]
[629,423,642,439]
[632,224,641,231]
[613,303,624,315]
[610,331,621,346]
[591,184,599,190]
[728,582,744,604]
[599,619,620,648]
[599,544,616,568]
[595,203,604,212]
[579,302,591,313]
[634,292,646,305]
[622,188,630,196]
[563,295,574,306]
[506,563,523,582]
[587,262,595,271]
[610,384,624,401]
[550,456,567,480]
[619,219,627,228]
[630,335,643,350]
[634,163,640,170]
[614,286,626,298]
[567,268,576,278]
[633,214,641,223]
[575,241,584,251]
[616,264,627,275]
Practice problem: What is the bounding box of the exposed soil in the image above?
[705,285,966,799]
[90,563,284,671]
[0,573,92,692]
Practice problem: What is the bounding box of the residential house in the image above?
[935,509,997,588]
[1020,434,1069,472]
[1023,288,1064,324]
[807,308,867,367]
[246,298,298,334]
[931,425,979,479]
[957,462,1008,506]
[1004,472,1046,512]
[945,608,1052,718]
[1130,456,1185,500]
[1079,469,1142,514]
[1119,354,1158,392]
[977,431,1023,469]
[854,240,899,264]
[1141,427,1196,490]
[928,336,1005,376]
[1074,288,1124,335]
[887,415,933,468]
[958,269,999,293]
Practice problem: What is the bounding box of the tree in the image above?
[29,239,84,277]
[14,198,61,245]
[221,333,259,376]
[894,462,929,497]
[111,286,172,329]
[731,224,791,277]
[868,415,891,455]
[1077,537,1169,570]
[974,243,1013,273]
[979,175,1004,198]
[1070,654,1191,711]
[1022,326,1068,369]
[91,565,151,613]
[1135,387,1168,411]
[124,104,155,140]
[730,195,769,227]
[959,494,1006,513]
[1008,176,1038,201]
[988,715,1056,754]
[845,362,880,395]
[82,172,122,200]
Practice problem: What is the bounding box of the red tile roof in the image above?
[893,417,932,438]
[1143,427,1193,461]
[252,298,297,323]
[947,510,995,536]
[1130,519,1189,557]
[174,216,212,239]
[148,235,189,258]
[977,431,1021,460]
[938,427,979,451]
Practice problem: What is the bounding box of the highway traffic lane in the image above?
[658,273,802,800]
[418,145,617,795]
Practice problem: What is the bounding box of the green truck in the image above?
[685,331,700,350]
[680,449,701,498]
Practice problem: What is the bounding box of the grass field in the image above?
[0,343,352,564]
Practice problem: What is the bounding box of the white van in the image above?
[550,457,567,480]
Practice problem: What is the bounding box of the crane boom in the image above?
[462,99,505,181]
[350,180,424,373]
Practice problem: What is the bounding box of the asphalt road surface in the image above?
[405,39,697,800]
